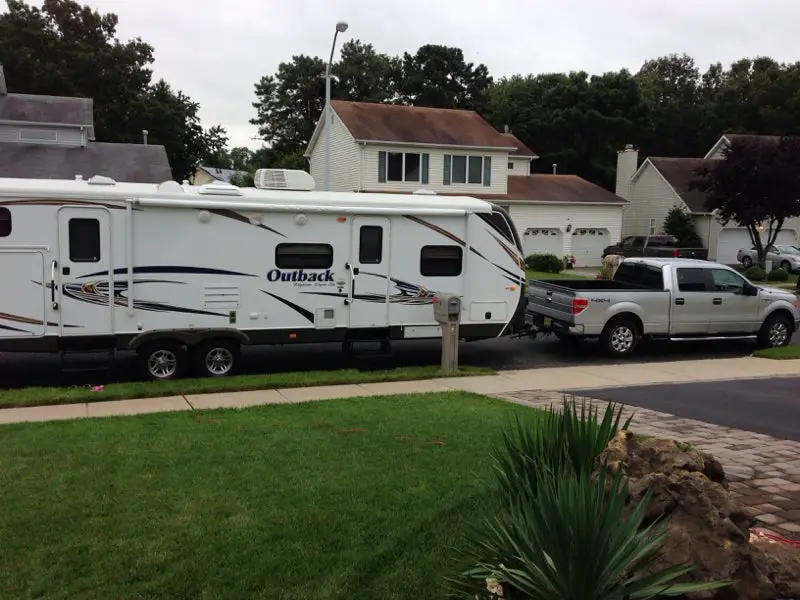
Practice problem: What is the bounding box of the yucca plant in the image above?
[492,396,631,502]
[448,465,732,600]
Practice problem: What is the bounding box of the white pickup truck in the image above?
[524,257,800,357]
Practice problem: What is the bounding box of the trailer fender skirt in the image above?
[127,328,251,351]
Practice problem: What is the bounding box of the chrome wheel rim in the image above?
[769,321,789,346]
[743,258,752,267]
[610,326,635,353]
[205,347,234,376]
[148,349,177,379]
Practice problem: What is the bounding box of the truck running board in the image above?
[666,335,757,342]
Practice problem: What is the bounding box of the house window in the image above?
[385,152,421,183]
[449,155,485,184]
[508,162,514,170]
[648,218,657,235]
[68,218,101,263]
[0,208,10,237]
[420,245,463,277]
[359,226,383,264]
[275,243,333,269]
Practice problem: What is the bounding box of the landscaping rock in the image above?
[595,430,800,600]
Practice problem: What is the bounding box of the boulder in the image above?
[595,431,800,600]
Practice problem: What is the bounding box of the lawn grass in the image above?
[753,345,800,359]
[0,391,535,600]
[527,269,592,280]
[0,365,493,409]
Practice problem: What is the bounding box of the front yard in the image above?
[0,392,530,600]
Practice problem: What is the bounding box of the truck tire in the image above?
[757,313,793,349]
[741,256,753,268]
[139,341,188,381]
[193,339,241,377]
[600,317,640,358]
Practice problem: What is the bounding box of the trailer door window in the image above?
[68,218,101,262]
[359,226,383,264]
[420,245,463,277]
[275,243,333,269]
[0,208,10,237]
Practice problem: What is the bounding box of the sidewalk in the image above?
[0,355,797,425]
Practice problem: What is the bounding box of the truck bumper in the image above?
[525,311,584,336]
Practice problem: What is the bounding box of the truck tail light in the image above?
[571,297,589,314]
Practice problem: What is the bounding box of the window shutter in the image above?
[483,156,492,187]
[443,154,452,185]
[378,151,387,183]
[421,153,430,184]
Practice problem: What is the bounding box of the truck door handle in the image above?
[713,298,722,305]
[675,298,684,305]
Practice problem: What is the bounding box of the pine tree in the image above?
[662,206,703,247]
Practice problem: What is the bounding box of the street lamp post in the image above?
[324,21,348,192]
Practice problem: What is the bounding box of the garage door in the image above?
[571,228,609,267]
[522,228,563,258]
[716,228,797,265]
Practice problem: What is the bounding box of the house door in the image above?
[57,207,114,336]
[348,217,391,328]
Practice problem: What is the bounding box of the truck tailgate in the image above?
[526,281,576,324]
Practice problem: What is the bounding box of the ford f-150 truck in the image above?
[524,257,800,357]
[602,235,708,260]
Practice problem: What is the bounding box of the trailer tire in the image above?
[193,339,241,378]
[757,313,793,349]
[599,317,640,358]
[139,341,188,381]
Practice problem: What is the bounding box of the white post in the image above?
[324,21,349,192]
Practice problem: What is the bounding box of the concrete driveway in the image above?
[570,376,800,442]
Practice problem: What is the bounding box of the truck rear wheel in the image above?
[139,341,188,381]
[600,318,640,358]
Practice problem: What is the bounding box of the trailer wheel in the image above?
[139,342,188,381]
[600,317,640,358]
[193,339,241,377]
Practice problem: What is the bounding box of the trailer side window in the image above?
[68,218,101,262]
[420,245,463,277]
[359,226,383,264]
[0,208,10,237]
[275,243,333,269]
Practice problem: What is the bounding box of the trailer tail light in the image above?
[571,297,589,315]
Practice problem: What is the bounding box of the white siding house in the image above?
[615,136,800,265]
[305,101,627,267]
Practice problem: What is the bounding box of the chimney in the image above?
[552,163,557,174]
[0,64,7,96]
[503,124,510,134]
[615,143,639,200]
[142,130,149,145]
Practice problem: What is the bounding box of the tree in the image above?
[662,206,703,247]
[333,39,402,103]
[0,0,224,180]
[200,125,231,169]
[398,44,492,111]
[691,136,800,266]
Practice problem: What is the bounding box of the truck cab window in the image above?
[68,218,101,262]
[0,207,10,237]
[676,268,710,292]
[711,269,746,293]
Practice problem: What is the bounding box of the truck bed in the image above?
[529,279,658,293]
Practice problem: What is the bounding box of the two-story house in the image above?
[0,64,172,183]
[305,100,627,267]
[616,135,800,265]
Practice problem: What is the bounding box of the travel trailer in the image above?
[0,170,527,380]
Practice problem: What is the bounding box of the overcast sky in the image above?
[87,0,800,150]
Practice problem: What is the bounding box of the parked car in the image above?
[737,245,800,272]
[524,257,799,357]
[602,235,708,260]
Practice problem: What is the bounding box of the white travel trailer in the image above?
[0,171,527,380]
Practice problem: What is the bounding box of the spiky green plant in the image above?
[449,465,732,600]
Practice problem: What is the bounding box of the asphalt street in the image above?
[570,377,800,442]
[0,330,797,390]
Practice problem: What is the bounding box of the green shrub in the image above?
[524,253,563,273]
[767,267,790,282]
[744,266,766,281]
[796,275,800,290]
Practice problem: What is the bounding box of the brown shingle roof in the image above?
[647,157,712,213]
[500,132,536,157]
[331,100,515,149]
[0,142,172,183]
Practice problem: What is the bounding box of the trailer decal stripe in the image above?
[77,266,257,279]
[403,215,465,246]
[0,199,137,210]
[0,311,81,328]
[260,291,315,323]
[488,230,526,270]
[209,209,287,238]
[0,322,29,333]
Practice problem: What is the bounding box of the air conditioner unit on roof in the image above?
[254,169,316,191]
